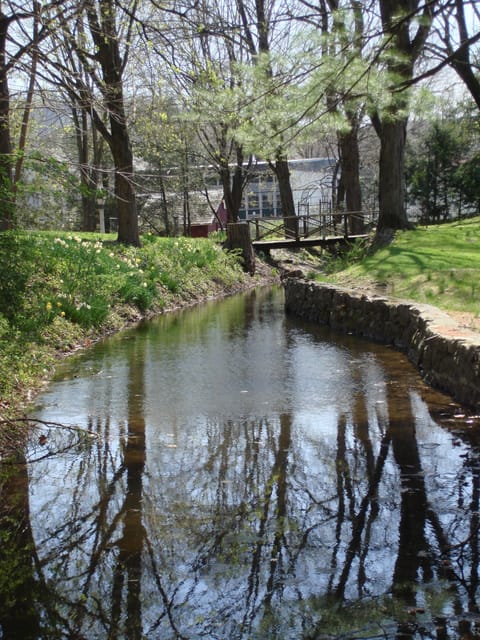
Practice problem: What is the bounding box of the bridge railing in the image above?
[243,210,377,243]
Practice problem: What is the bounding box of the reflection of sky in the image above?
[412,392,471,530]
[26,288,475,639]
[32,357,130,427]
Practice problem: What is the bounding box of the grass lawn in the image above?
[321,216,480,320]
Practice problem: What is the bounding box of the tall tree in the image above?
[48,0,140,245]
[371,0,436,236]
[145,0,252,224]
[235,0,299,236]
[187,13,250,225]
[313,0,365,232]
[0,1,53,229]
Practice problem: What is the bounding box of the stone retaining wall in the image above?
[284,277,480,409]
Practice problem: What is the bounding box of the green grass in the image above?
[320,216,480,317]
[0,231,248,417]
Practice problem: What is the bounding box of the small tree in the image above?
[132,91,200,235]
[406,120,463,223]
[455,153,480,215]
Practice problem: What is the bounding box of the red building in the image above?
[189,200,228,237]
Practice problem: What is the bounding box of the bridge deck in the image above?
[240,211,376,251]
[252,234,368,250]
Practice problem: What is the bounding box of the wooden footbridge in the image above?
[235,211,376,250]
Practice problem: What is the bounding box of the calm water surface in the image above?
[2,286,480,640]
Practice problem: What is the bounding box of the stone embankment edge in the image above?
[283,277,480,410]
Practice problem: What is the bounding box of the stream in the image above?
[1,285,480,639]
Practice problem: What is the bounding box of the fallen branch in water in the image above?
[0,416,99,438]
[0,417,99,464]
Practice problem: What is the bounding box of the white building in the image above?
[238,158,336,219]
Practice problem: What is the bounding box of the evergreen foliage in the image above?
[406,113,480,221]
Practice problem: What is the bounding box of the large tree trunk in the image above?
[377,118,411,232]
[219,144,246,224]
[220,165,242,224]
[111,131,139,245]
[226,222,255,274]
[81,189,98,232]
[107,83,139,245]
[230,162,246,222]
[338,117,363,234]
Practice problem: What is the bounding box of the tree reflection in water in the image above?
[2,287,480,639]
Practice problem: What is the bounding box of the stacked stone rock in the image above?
[284,277,480,409]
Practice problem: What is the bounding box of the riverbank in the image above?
[269,217,480,409]
[3,219,480,446]
[272,217,480,324]
[0,231,278,452]
[283,277,480,409]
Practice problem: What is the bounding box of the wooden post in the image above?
[226,222,256,275]
[98,198,105,233]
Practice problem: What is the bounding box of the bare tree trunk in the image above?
[74,107,97,231]
[220,165,236,224]
[111,129,139,245]
[220,146,247,224]
[158,171,170,235]
[271,157,297,238]
[338,117,363,234]
[377,119,411,232]
[182,153,190,235]
[226,222,255,274]
[0,15,14,229]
